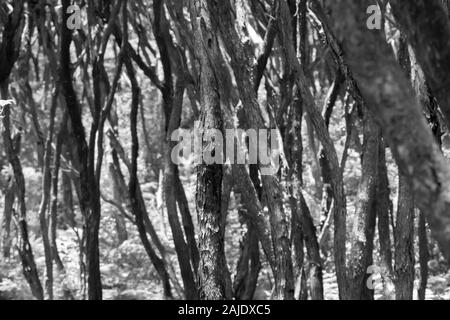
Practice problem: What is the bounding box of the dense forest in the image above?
[0,0,450,300]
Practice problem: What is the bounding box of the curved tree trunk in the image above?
[390,0,450,131]
[328,0,450,263]
[60,0,102,299]
[1,102,44,300]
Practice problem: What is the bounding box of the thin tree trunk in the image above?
[286,89,324,300]
[233,213,261,300]
[2,180,14,259]
[276,0,348,298]
[1,101,43,300]
[220,166,234,299]
[394,175,415,300]
[121,2,173,298]
[108,160,128,245]
[418,211,429,300]
[37,88,58,299]
[50,115,66,272]
[376,141,395,299]
[297,195,325,300]
[347,112,380,300]
[162,83,197,298]
[290,198,307,300]
[61,156,76,228]
[208,0,295,299]
[175,169,200,275]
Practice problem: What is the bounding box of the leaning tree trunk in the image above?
[207,0,295,299]
[392,36,416,301]
[153,0,198,299]
[120,2,173,298]
[0,0,24,263]
[233,183,262,300]
[390,0,450,131]
[394,175,415,300]
[49,116,66,272]
[60,0,102,299]
[276,0,348,298]
[286,88,324,300]
[1,101,44,300]
[328,0,450,263]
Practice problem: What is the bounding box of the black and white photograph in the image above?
[1,0,450,305]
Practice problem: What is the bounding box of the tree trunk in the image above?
[1,102,43,300]
[394,175,415,300]
[50,116,66,272]
[120,2,173,297]
[390,0,450,131]
[60,0,102,299]
[376,141,395,299]
[286,89,324,300]
[175,170,200,275]
[207,0,295,299]
[37,88,58,299]
[2,180,14,259]
[328,0,450,263]
[418,211,429,300]
[276,0,349,298]
[193,0,227,299]
[347,112,380,300]
[233,213,261,300]
[108,160,128,245]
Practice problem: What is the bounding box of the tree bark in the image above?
[50,116,65,272]
[233,214,261,300]
[276,0,348,298]
[1,102,43,300]
[328,0,450,263]
[376,141,395,299]
[193,0,227,299]
[390,0,450,131]
[418,212,429,300]
[347,112,380,300]
[207,0,295,300]
[60,0,102,299]
[394,175,415,300]
[1,179,14,259]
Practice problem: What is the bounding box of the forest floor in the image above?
[1,226,450,300]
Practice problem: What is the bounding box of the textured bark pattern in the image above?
[347,113,379,300]
[329,0,450,262]
[277,0,347,298]
[1,103,43,300]
[194,0,227,300]
[390,0,450,130]
[394,175,415,300]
